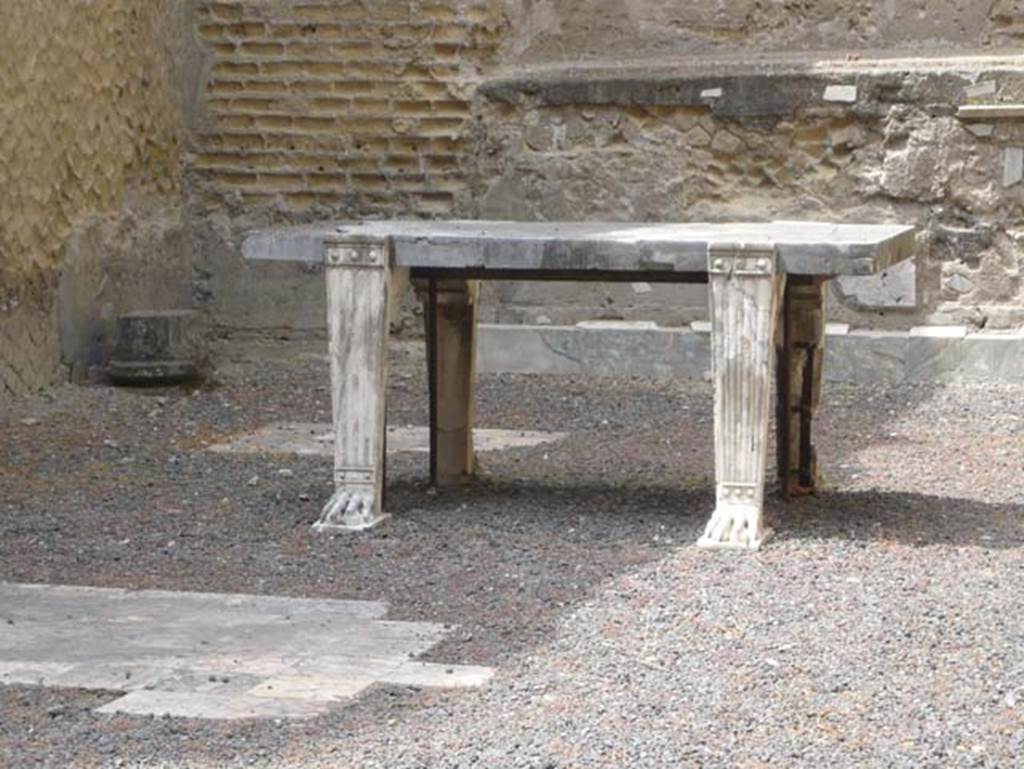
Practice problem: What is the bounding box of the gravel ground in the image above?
[2,338,1024,768]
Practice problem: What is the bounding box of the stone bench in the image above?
[243,220,915,550]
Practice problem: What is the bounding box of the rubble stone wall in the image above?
[467,1,1024,329]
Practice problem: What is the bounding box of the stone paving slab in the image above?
[206,422,565,457]
[0,583,493,720]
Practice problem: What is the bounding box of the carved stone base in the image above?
[697,502,774,551]
[313,488,390,533]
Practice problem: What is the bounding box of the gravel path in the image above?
[2,338,1023,768]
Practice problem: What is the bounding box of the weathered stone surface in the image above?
[107,310,206,385]
[467,56,1024,332]
[905,325,969,381]
[0,582,490,721]
[206,423,565,457]
[244,220,916,277]
[476,323,710,379]
[959,330,1024,380]
[499,2,1023,62]
[476,322,1024,384]
[833,258,917,310]
[58,202,190,381]
[824,330,908,384]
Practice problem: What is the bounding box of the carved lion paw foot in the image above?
[697,504,772,551]
[313,488,389,532]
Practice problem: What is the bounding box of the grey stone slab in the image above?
[958,331,1024,382]
[475,59,982,118]
[383,662,495,689]
[825,330,908,385]
[906,326,968,382]
[476,323,710,380]
[0,582,388,622]
[243,220,916,277]
[96,690,330,720]
[0,583,491,720]
[206,424,565,457]
[0,661,74,686]
[833,257,916,310]
[48,664,170,692]
[287,654,407,680]
[247,675,374,702]
[483,323,1024,385]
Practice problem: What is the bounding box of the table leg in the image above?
[314,237,392,532]
[416,278,479,485]
[699,243,785,550]
[776,277,826,498]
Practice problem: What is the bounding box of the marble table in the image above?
[243,220,915,550]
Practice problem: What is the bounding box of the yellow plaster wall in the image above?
[0,0,186,396]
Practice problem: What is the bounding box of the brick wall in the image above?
[190,1,503,217]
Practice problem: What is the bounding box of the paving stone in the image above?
[95,690,330,720]
[247,675,374,702]
[0,583,491,720]
[383,661,495,689]
[207,423,564,457]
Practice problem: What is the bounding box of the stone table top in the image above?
[242,220,916,276]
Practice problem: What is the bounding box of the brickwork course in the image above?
[190,1,503,217]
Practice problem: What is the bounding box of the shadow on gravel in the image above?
[772,489,1024,550]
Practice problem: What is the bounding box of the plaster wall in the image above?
[0,0,189,396]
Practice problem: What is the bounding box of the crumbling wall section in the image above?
[466,0,1024,329]
[472,66,1024,328]
[499,0,1024,63]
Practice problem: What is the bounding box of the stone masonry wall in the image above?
[0,1,188,397]
[461,0,1024,330]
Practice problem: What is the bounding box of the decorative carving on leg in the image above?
[776,277,826,498]
[315,484,383,532]
[317,237,392,533]
[699,243,785,551]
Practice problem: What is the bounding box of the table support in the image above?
[314,237,392,532]
[776,277,826,498]
[699,243,785,550]
[416,278,479,485]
